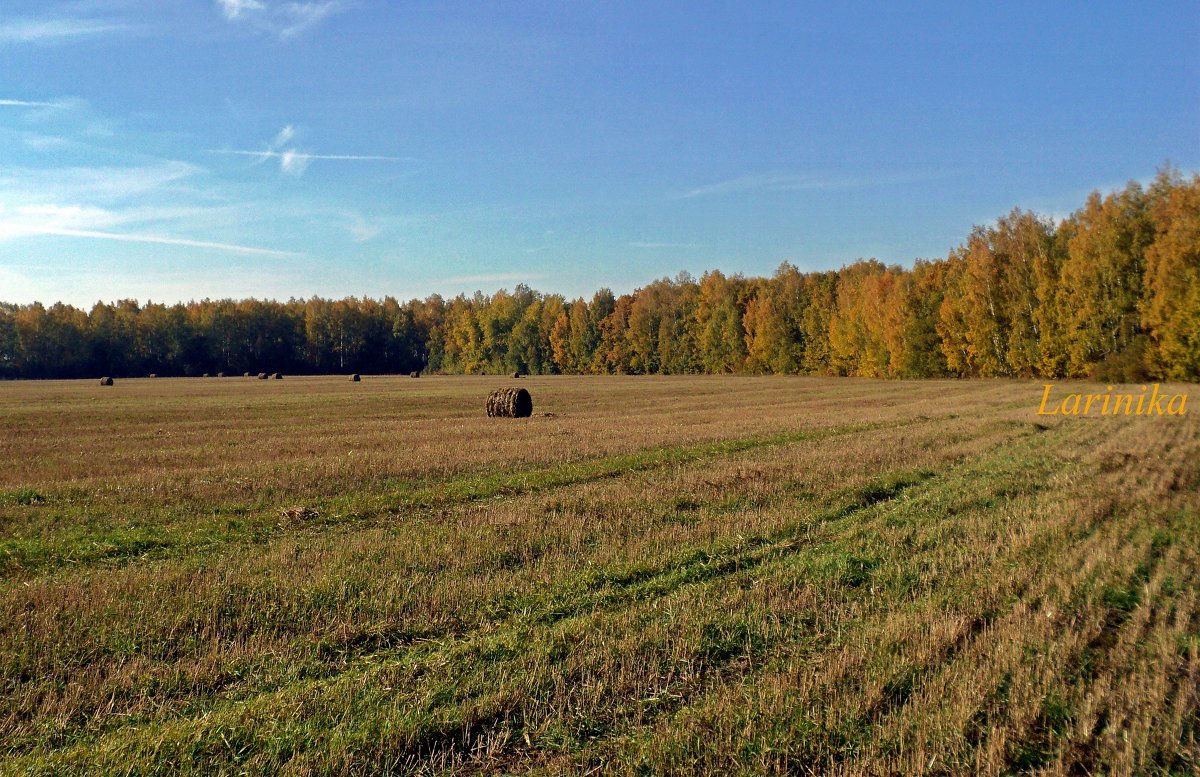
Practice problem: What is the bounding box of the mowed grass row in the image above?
[0,376,1197,775]
[0,376,1023,576]
[0,375,1016,501]
[2,408,1023,746]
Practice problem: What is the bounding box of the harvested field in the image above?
[0,375,1196,775]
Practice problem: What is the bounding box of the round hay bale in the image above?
[202,373,210,378]
[99,376,113,386]
[273,372,283,380]
[217,372,226,378]
[148,374,157,379]
[410,371,420,378]
[512,371,523,378]
[486,387,533,418]
[258,372,268,380]
[350,373,361,382]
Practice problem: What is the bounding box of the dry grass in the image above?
[0,375,1196,775]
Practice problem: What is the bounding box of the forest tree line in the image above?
[2,169,1198,381]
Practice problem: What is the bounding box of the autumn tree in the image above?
[1058,183,1154,378]
[596,294,634,373]
[1,174,1195,381]
[694,271,747,373]
[1143,170,1200,379]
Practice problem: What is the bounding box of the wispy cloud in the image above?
[4,161,204,202]
[217,0,266,20]
[443,272,546,285]
[0,96,88,131]
[675,170,957,199]
[271,124,296,148]
[0,225,301,258]
[0,202,236,232]
[277,1,345,38]
[628,241,701,249]
[213,149,408,163]
[210,125,406,177]
[0,17,131,44]
[0,203,123,230]
[0,98,69,108]
[0,158,297,259]
[214,0,349,39]
[344,212,381,243]
[20,133,73,151]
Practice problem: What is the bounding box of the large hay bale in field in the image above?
[258,372,268,380]
[350,373,361,382]
[99,376,113,386]
[244,372,251,377]
[202,373,210,378]
[148,374,157,379]
[512,371,523,378]
[486,387,533,418]
[273,372,283,380]
[410,371,420,378]
[217,372,225,378]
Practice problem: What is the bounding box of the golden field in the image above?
[0,375,1196,775]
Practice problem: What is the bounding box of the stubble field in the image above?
[0,375,1197,775]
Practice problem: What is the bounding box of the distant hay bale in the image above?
[410,371,420,378]
[244,372,251,377]
[350,373,361,382]
[217,372,225,378]
[258,372,268,380]
[99,376,113,386]
[273,372,283,380]
[486,387,533,418]
[202,373,210,378]
[148,374,157,379]
[512,371,523,378]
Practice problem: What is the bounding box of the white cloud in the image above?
[214,0,348,39]
[0,202,237,233]
[271,124,296,149]
[443,273,546,285]
[0,226,300,258]
[4,161,203,203]
[214,150,406,163]
[345,213,381,242]
[676,173,808,199]
[1,203,123,232]
[211,124,408,177]
[0,96,88,133]
[279,149,311,177]
[675,170,958,199]
[0,159,297,260]
[0,17,130,44]
[21,134,72,151]
[277,2,343,38]
[210,129,406,177]
[628,241,701,249]
[217,0,266,20]
[0,98,67,108]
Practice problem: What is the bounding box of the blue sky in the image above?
[1,1,1197,306]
